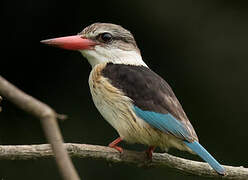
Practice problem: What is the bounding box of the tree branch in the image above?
[0,76,80,180]
[0,143,247,179]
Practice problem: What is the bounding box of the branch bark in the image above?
[0,143,247,180]
[0,76,80,180]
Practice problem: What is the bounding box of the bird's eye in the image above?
[98,33,113,43]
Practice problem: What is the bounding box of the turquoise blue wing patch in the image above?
[133,106,191,140]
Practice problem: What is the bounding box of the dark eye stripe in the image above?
[98,32,113,43]
[94,32,138,49]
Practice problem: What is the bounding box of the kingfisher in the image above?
[41,23,226,175]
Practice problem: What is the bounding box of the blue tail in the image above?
[184,141,226,175]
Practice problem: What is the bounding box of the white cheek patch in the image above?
[80,46,148,68]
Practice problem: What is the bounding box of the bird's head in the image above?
[41,23,147,67]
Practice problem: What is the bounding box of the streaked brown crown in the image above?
[79,23,139,52]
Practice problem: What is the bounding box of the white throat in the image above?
[80,46,148,68]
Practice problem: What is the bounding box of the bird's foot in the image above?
[145,146,155,160]
[110,145,123,153]
[108,137,123,153]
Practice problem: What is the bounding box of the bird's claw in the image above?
[108,137,123,153]
[109,145,123,153]
[145,146,155,160]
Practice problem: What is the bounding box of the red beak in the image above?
[40,35,96,50]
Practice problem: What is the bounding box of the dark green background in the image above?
[1,0,248,179]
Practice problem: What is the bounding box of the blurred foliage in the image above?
[1,0,248,179]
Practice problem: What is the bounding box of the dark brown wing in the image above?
[102,63,198,141]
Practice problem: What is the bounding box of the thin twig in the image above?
[0,76,80,180]
[0,143,247,180]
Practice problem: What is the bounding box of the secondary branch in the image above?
[0,76,80,180]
